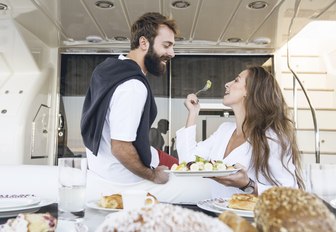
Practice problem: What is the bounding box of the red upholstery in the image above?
[157,149,178,169]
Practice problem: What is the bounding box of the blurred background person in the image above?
[149,119,169,152]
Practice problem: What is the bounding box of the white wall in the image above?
[0,19,58,165]
[274,20,336,165]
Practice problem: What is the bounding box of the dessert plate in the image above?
[86,200,122,212]
[197,198,254,218]
[164,169,240,177]
[212,198,254,217]
[0,196,41,210]
[0,199,54,218]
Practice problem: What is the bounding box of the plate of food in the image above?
[165,169,240,177]
[212,196,255,218]
[165,155,240,177]
[86,194,123,212]
[197,194,257,218]
[86,192,159,212]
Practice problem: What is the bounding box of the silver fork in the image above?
[195,80,212,96]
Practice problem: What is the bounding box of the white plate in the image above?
[197,198,254,218]
[212,198,254,217]
[0,197,41,210]
[86,200,122,212]
[165,168,240,177]
[0,199,54,218]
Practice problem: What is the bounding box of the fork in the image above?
[195,80,212,96]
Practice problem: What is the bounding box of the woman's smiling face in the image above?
[223,69,248,107]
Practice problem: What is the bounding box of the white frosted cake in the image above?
[96,203,232,232]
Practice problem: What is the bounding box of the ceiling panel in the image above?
[194,0,240,42]
[5,0,336,52]
[10,0,60,46]
[125,0,161,26]
[59,0,101,41]
[168,0,199,40]
[223,0,280,42]
[83,0,130,40]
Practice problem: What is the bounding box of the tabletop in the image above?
[1,200,335,231]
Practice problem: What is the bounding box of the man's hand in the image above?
[152,165,169,184]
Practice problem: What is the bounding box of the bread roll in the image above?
[228,194,258,211]
[218,211,256,232]
[254,187,336,232]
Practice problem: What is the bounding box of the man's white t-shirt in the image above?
[86,55,159,184]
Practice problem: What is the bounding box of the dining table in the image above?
[1,198,335,231]
[0,164,211,231]
[1,165,336,231]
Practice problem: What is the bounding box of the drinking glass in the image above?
[58,157,87,221]
[308,163,336,203]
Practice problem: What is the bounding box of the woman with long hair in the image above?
[176,66,304,197]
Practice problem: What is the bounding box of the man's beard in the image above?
[144,45,169,76]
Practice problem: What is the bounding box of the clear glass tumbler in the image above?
[58,157,87,221]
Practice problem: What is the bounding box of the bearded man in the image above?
[81,13,211,203]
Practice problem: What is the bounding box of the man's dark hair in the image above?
[130,12,177,50]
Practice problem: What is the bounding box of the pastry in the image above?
[0,213,57,232]
[218,211,256,232]
[99,193,123,209]
[99,192,158,209]
[254,187,336,232]
[228,193,258,211]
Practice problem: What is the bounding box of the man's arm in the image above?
[111,139,169,184]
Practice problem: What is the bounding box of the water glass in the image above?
[308,163,336,203]
[58,157,87,221]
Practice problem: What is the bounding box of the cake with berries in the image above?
[0,213,57,232]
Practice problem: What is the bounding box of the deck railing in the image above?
[286,0,320,163]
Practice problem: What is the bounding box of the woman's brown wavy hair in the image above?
[242,66,305,189]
